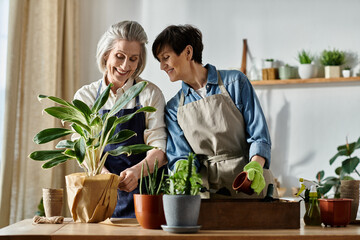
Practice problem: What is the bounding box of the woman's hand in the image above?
[118,149,167,192]
[118,167,140,192]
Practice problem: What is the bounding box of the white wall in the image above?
[79,0,360,196]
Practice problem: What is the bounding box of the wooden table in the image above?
[1,218,360,240]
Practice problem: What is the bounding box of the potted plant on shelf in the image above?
[342,66,351,78]
[29,81,155,223]
[279,64,296,80]
[264,58,274,68]
[297,49,317,79]
[162,153,203,233]
[133,159,166,229]
[320,48,345,78]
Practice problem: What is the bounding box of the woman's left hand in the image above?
[118,167,140,192]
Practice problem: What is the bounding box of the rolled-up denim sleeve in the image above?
[241,77,272,169]
[165,97,199,171]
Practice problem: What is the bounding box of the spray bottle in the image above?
[296,178,321,226]
[303,185,321,226]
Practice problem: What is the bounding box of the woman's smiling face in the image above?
[105,39,141,86]
[157,45,189,82]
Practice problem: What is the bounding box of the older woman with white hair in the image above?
[74,20,167,218]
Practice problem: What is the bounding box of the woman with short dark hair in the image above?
[152,24,277,198]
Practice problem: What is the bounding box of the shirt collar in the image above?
[101,75,135,97]
[181,64,218,96]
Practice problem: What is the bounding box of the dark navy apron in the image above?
[96,80,146,218]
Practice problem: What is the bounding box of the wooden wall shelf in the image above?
[251,77,360,86]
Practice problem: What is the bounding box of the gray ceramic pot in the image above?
[163,194,201,226]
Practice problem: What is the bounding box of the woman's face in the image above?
[105,39,141,86]
[157,45,189,82]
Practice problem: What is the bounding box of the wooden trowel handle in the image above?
[241,39,247,74]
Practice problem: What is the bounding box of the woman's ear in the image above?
[185,45,193,61]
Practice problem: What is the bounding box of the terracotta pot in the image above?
[134,194,166,229]
[319,198,353,227]
[232,171,254,195]
[340,180,360,223]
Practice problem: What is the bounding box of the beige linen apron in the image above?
[177,72,278,199]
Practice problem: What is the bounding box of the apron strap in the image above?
[179,71,230,108]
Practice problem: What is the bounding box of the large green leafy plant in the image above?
[316,137,360,197]
[29,81,155,176]
[165,153,203,195]
[321,48,345,66]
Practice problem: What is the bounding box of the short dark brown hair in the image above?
[152,24,203,64]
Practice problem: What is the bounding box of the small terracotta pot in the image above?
[232,171,254,195]
[319,198,353,227]
[134,194,166,229]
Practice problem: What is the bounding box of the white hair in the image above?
[96,21,148,79]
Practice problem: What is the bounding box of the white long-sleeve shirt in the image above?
[73,77,167,152]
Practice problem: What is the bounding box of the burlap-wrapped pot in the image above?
[340,180,360,223]
[65,172,121,223]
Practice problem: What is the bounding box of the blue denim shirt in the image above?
[165,64,271,171]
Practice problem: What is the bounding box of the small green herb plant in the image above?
[297,50,314,64]
[320,48,345,66]
[316,137,360,197]
[165,153,203,195]
[139,159,165,195]
[344,66,351,70]
[265,58,274,62]
[29,81,155,176]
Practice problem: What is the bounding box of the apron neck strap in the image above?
[179,71,228,107]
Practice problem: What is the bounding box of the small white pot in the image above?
[298,64,316,79]
[342,69,351,78]
[324,66,340,78]
[264,61,273,69]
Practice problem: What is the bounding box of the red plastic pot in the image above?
[134,194,166,229]
[319,198,353,227]
[232,171,254,195]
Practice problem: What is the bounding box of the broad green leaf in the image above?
[73,99,92,121]
[318,184,333,195]
[107,129,136,145]
[337,142,356,156]
[342,157,360,174]
[44,107,91,132]
[90,116,102,127]
[92,83,112,113]
[115,106,156,125]
[29,150,64,161]
[42,156,71,169]
[102,116,117,144]
[335,166,342,176]
[45,106,87,123]
[48,96,75,108]
[71,123,85,137]
[38,95,74,108]
[64,149,76,157]
[316,170,324,181]
[108,144,154,156]
[108,81,147,118]
[34,128,74,144]
[55,140,75,149]
[74,137,86,164]
[355,137,360,150]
